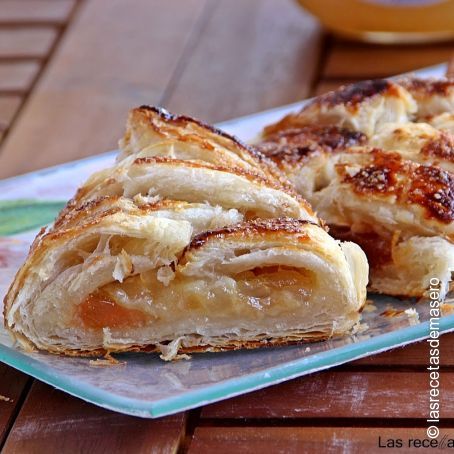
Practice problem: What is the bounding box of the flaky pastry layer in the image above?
[259,78,454,298]
[4,107,368,359]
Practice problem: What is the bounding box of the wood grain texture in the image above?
[202,370,454,419]
[0,365,30,448]
[323,42,454,79]
[164,0,322,123]
[0,62,39,92]
[352,332,454,367]
[189,427,454,454]
[0,0,208,178]
[0,1,75,24]
[2,381,186,454]
[0,29,57,58]
[0,97,22,130]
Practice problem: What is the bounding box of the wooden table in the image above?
[0,1,453,452]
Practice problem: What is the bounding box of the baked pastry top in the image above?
[258,78,454,298]
[264,79,417,138]
[4,106,368,359]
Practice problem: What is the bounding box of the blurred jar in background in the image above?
[297,0,454,44]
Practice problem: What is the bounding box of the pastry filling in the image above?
[77,291,150,329]
[74,265,319,334]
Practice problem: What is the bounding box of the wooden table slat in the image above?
[0,62,40,92]
[0,365,30,448]
[165,0,322,123]
[202,370,454,419]
[189,427,454,454]
[0,97,22,130]
[0,1,76,24]
[2,382,186,454]
[0,0,208,178]
[0,29,58,59]
[352,332,454,366]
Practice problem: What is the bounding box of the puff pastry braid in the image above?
[259,78,454,298]
[4,106,368,359]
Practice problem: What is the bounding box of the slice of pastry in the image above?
[4,107,368,359]
[61,107,311,222]
[369,122,454,173]
[258,78,454,299]
[397,78,454,134]
[313,150,454,297]
[429,112,454,134]
[118,106,274,176]
[264,79,417,138]
[398,78,454,119]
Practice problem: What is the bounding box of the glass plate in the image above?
[0,64,452,418]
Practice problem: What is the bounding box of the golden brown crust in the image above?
[56,105,308,221]
[257,76,454,300]
[399,77,454,97]
[131,156,315,217]
[133,155,277,188]
[130,106,292,188]
[421,130,454,162]
[33,211,119,250]
[258,126,367,168]
[53,195,122,230]
[61,155,313,221]
[408,165,454,223]
[28,197,186,259]
[263,79,404,136]
[340,149,454,224]
[54,196,205,232]
[313,79,397,110]
[136,105,266,162]
[56,186,107,225]
[186,218,317,251]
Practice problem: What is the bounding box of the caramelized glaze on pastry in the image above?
[264,79,416,138]
[259,78,454,298]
